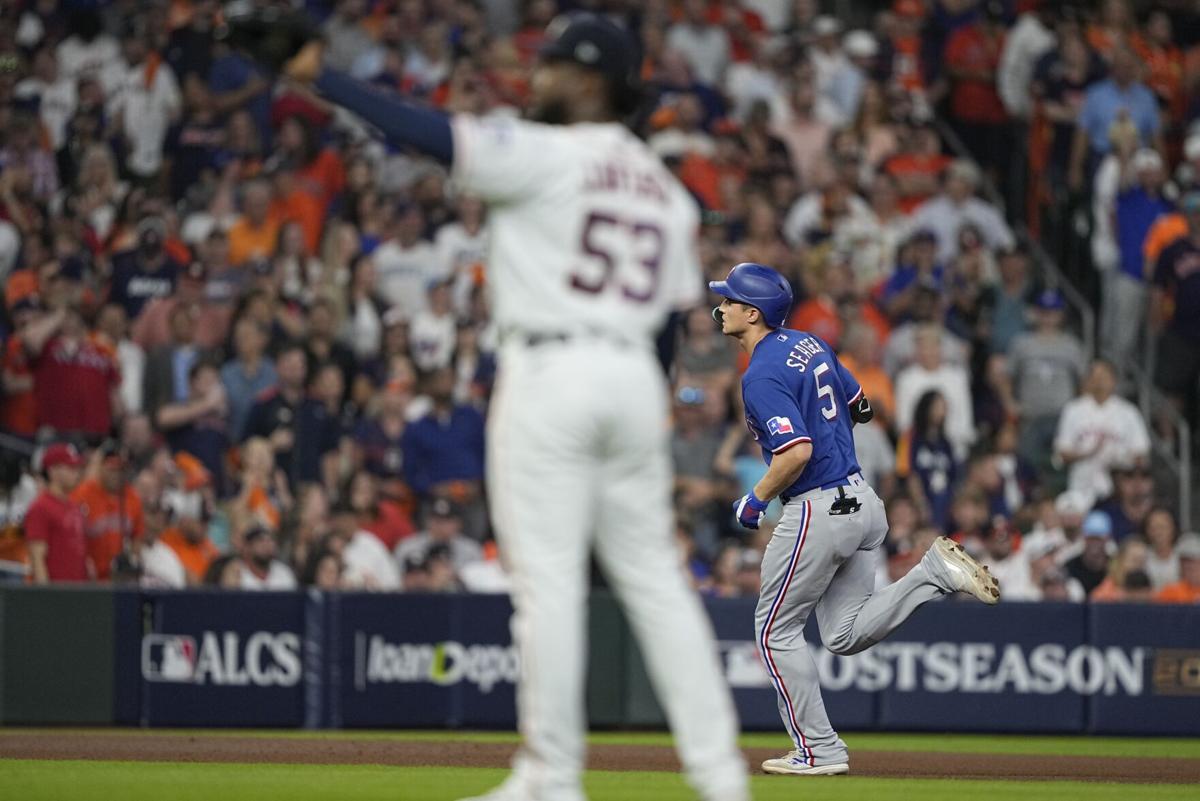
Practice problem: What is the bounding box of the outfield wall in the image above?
[2,587,1198,734]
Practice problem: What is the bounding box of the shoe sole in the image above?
[933,537,1001,604]
[762,761,850,776]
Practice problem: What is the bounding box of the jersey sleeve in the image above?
[743,377,810,454]
[661,192,704,310]
[450,114,565,203]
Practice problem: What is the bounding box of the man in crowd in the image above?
[71,445,144,581]
[25,443,89,583]
[1054,360,1150,505]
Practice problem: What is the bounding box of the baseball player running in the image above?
[277,13,748,801]
[711,262,1000,776]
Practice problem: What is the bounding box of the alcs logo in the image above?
[142,631,302,687]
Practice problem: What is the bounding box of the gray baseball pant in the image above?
[754,473,944,765]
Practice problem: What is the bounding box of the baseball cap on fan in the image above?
[42,442,85,470]
[539,13,640,113]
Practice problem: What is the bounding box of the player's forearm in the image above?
[314,69,454,164]
[753,443,812,502]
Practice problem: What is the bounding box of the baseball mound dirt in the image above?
[2,733,1199,784]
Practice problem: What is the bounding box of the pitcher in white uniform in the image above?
[281,13,748,801]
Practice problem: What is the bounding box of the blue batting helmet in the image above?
[708,263,793,329]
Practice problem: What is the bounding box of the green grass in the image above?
[1,762,1197,801]
[8,728,1200,759]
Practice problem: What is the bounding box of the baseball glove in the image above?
[217,6,317,74]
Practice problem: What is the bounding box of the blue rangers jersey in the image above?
[741,329,863,500]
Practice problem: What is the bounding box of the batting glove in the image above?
[733,492,769,530]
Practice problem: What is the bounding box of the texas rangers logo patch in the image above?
[766,416,794,436]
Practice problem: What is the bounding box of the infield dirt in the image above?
[2,733,1199,784]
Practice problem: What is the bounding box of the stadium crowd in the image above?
[0,0,1198,605]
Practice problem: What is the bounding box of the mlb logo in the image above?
[766,416,794,436]
[142,634,197,683]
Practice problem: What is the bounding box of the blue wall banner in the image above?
[14,586,1200,734]
[131,591,306,727]
[335,593,517,728]
[1088,604,1200,735]
[875,601,1089,732]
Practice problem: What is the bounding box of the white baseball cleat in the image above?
[761,750,849,776]
[929,536,1001,604]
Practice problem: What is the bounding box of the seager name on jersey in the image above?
[583,160,669,204]
[785,336,825,372]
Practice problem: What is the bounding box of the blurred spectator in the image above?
[373,203,440,319]
[896,390,957,532]
[1066,510,1116,596]
[244,343,308,483]
[1038,566,1078,602]
[395,498,482,588]
[410,279,458,373]
[25,443,88,583]
[672,385,725,554]
[401,367,485,500]
[1069,45,1160,191]
[229,437,288,536]
[997,3,1055,121]
[978,521,1038,601]
[1142,506,1180,589]
[133,257,230,352]
[2,298,42,437]
[159,482,218,585]
[228,179,278,266]
[347,471,413,551]
[1102,148,1170,368]
[294,362,350,487]
[1091,538,1152,602]
[142,297,209,424]
[71,444,143,581]
[1095,464,1155,543]
[95,303,145,416]
[987,245,1036,354]
[943,1,1009,182]
[237,525,297,590]
[1030,22,1103,190]
[221,316,277,441]
[1154,533,1200,604]
[136,479,186,589]
[14,44,77,151]
[108,215,180,321]
[333,502,401,590]
[883,121,953,214]
[1053,360,1150,505]
[911,160,1014,264]
[22,304,122,440]
[667,0,732,86]
[301,545,346,590]
[895,325,974,457]
[838,325,894,427]
[1151,192,1200,415]
[109,23,182,185]
[156,360,230,492]
[1008,290,1085,466]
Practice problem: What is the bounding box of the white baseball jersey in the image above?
[1053,393,1151,503]
[448,112,747,801]
[450,114,703,342]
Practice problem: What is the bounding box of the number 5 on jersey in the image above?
[814,363,838,421]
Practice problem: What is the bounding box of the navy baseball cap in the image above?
[1034,289,1065,310]
[539,13,640,112]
